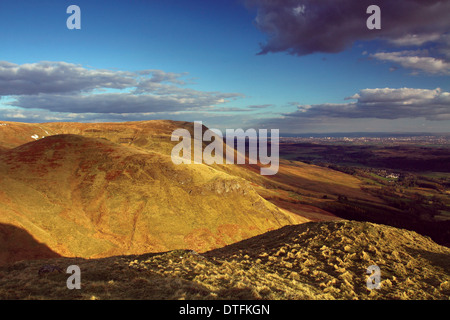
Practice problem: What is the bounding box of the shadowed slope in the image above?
[0,223,60,265]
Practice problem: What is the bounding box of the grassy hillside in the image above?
[1,119,374,266]
[0,220,448,300]
[0,133,302,264]
[4,120,447,265]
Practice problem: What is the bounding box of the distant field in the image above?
[279,142,450,173]
[278,139,450,247]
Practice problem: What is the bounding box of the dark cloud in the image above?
[246,0,450,56]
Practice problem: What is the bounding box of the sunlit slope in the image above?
[43,121,377,203]
[0,134,300,262]
[0,120,190,153]
[0,120,380,222]
[0,121,57,149]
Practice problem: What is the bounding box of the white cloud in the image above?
[371,51,450,75]
[292,5,305,16]
[282,87,450,121]
[0,61,136,95]
[389,33,442,46]
[0,61,244,115]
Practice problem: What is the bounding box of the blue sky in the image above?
[0,0,449,133]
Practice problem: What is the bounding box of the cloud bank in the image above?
[1,61,449,132]
[0,61,136,95]
[285,88,450,121]
[0,61,243,114]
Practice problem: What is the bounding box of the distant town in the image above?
[279,134,450,146]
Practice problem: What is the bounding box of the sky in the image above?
[0,0,449,133]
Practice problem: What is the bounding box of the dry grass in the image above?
[0,132,298,264]
[206,220,450,300]
[0,221,448,300]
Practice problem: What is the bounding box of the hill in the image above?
[0,120,378,225]
[0,133,303,264]
[1,119,371,266]
[3,119,446,267]
[0,220,448,300]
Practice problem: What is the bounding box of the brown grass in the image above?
[0,131,297,264]
[0,220,448,300]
